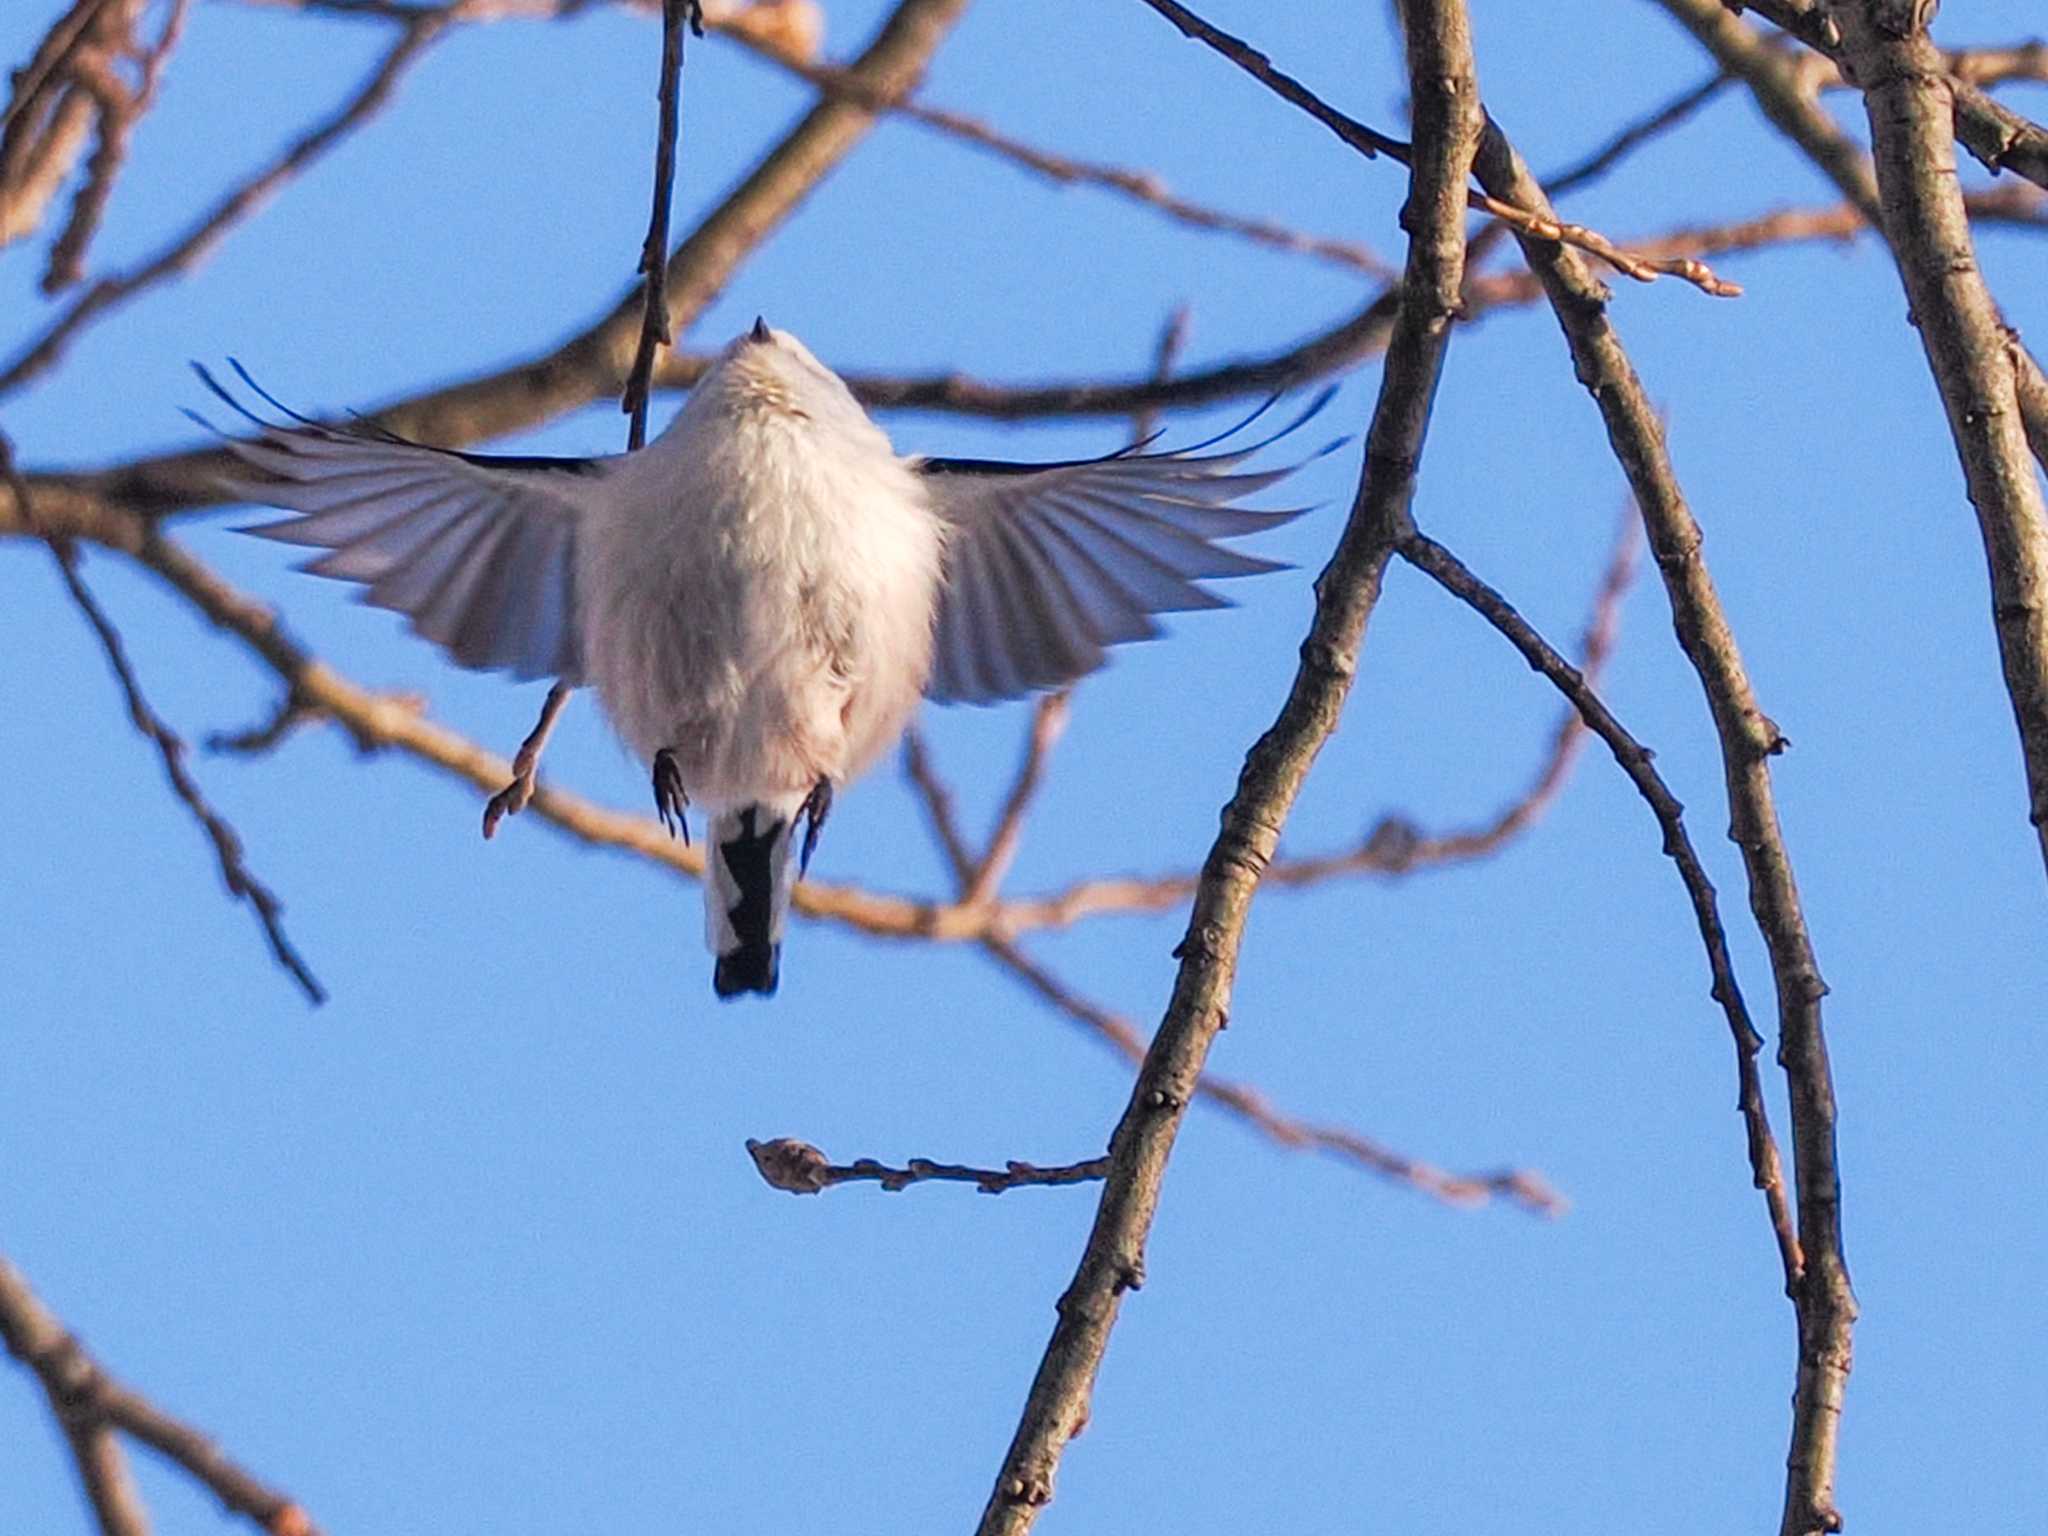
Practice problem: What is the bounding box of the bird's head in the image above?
[707,318,858,426]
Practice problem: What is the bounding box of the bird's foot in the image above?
[652,749,691,845]
[797,777,833,875]
[482,681,574,840]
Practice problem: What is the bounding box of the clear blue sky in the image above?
[5,2,2045,1531]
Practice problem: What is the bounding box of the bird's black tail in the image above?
[705,805,794,999]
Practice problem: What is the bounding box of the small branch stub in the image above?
[745,1139,1110,1196]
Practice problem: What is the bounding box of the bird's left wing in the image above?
[914,392,1342,705]
[198,367,603,683]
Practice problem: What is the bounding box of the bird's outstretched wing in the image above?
[914,390,1344,705]
[196,364,602,682]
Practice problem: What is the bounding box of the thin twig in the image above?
[1787,36,2048,95]
[621,0,700,449]
[1133,0,1405,159]
[0,1256,320,1536]
[745,1138,1109,1195]
[1397,530,1793,1261]
[0,0,120,214]
[0,434,325,1005]
[1134,0,1740,295]
[41,0,193,293]
[0,10,454,400]
[1465,183,1741,294]
[1132,301,1191,444]
[961,693,1070,908]
[975,10,1484,1527]
[986,934,1564,1215]
[1542,69,1731,199]
[235,0,1399,277]
[206,690,324,755]
[1,0,122,143]
[899,719,1561,1212]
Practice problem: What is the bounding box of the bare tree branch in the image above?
[1825,1,2048,888]
[1468,113,1852,1536]
[0,435,324,1004]
[1656,0,2048,457]
[973,7,1484,1527]
[40,0,192,293]
[0,0,121,248]
[621,0,701,450]
[982,932,1565,1216]
[0,8,456,400]
[1741,0,2048,189]
[0,1256,320,1536]
[1542,68,1731,199]
[746,1138,1109,1195]
[960,693,1070,910]
[1396,530,1794,1267]
[1135,0,1741,294]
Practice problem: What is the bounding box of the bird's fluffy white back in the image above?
[580,329,944,811]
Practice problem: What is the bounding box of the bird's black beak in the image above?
[749,315,772,345]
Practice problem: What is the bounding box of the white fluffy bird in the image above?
[208,321,1333,999]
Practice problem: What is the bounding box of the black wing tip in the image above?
[228,358,354,437]
[1125,382,1339,464]
[913,384,1343,481]
[190,360,269,430]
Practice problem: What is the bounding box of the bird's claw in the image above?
[797,778,833,875]
[653,749,691,845]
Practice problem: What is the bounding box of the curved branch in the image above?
[1397,530,1792,1265]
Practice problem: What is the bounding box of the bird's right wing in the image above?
[199,367,604,682]
[914,391,1344,705]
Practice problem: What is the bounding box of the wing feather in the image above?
[917,393,1344,705]
[201,369,604,683]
